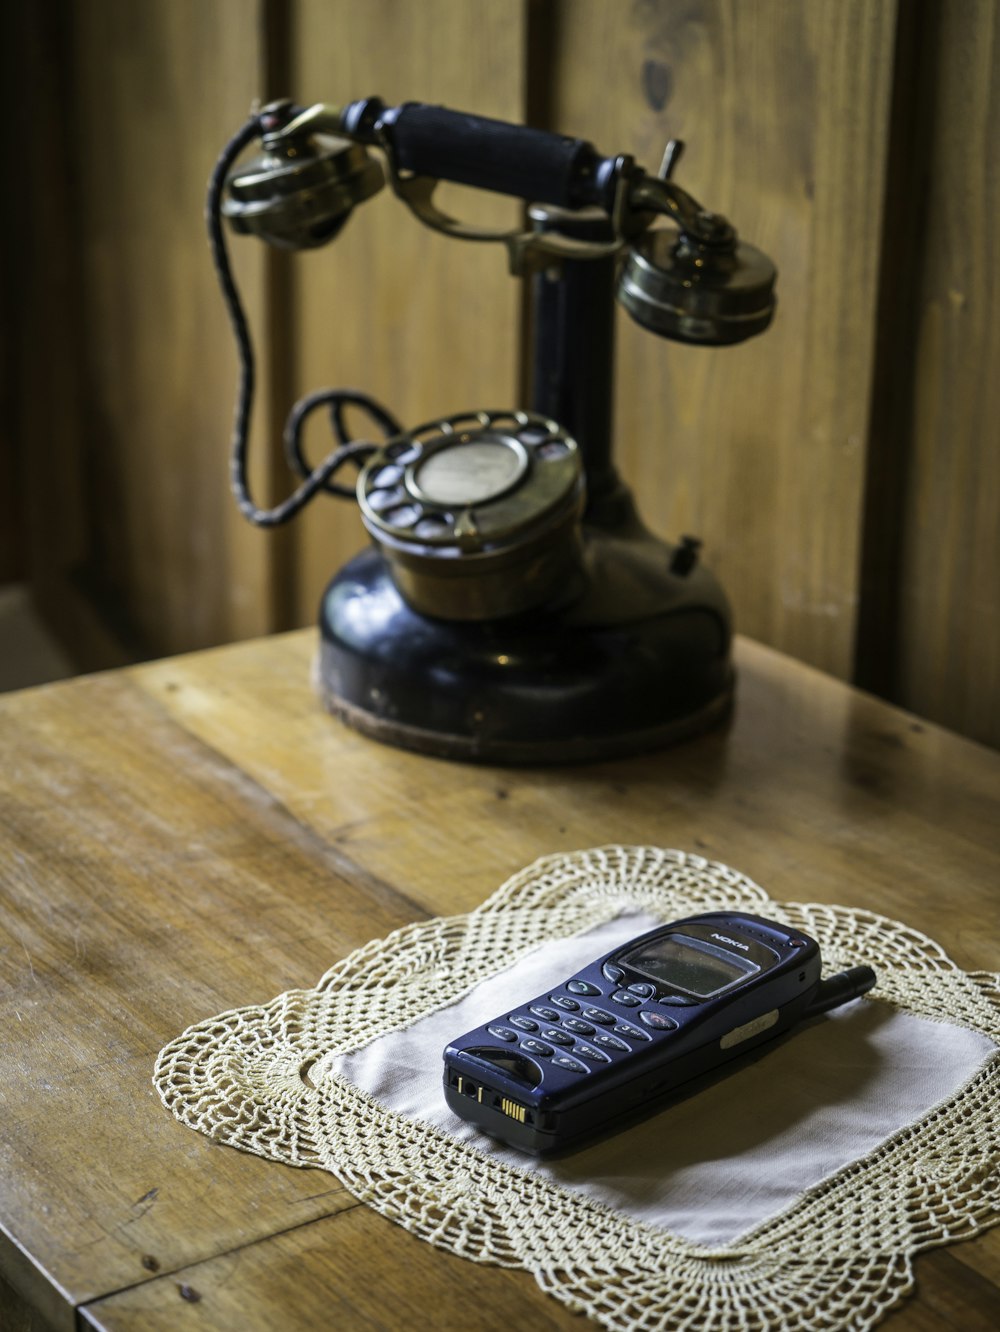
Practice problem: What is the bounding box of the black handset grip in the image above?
[380,102,616,209]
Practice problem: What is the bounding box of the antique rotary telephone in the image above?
[210,97,777,762]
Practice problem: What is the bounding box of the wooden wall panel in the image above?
[4,1,91,638]
[0,227,23,584]
[58,0,279,656]
[893,0,1000,748]
[544,0,898,680]
[285,0,527,625]
[5,0,997,747]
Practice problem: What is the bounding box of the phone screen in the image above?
[625,933,760,996]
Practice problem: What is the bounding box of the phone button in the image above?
[562,1017,595,1036]
[520,1038,554,1057]
[508,1015,539,1031]
[529,1005,562,1022]
[582,1007,615,1025]
[552,1055,588,1074]
[601,963,625,984]
[567,980,601,996]
[368,463,405,489]
[627,982,656,998]
[640,1011,679,1031]
[592,1032,630,1052]
[574,1042,610,1063]
[657,993,698,1006]
[549,995,580,1011]
[487,1025,519,1042]
[539,1027,573,1046]
[367,485,407,513]
[613,1022,650,1042]
[611,990,642,1007]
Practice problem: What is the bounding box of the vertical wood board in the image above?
[895,0,1000,747]
[545,0,898,679]
[3,2,89,617]
[286,0,527,625]
[66,0,277,654]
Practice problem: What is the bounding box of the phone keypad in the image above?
[582,1007,615,1025]
[521,1038,554,1057]
[530,1005,562,1022]
[574,1041,611,1063]
[499,1012,663,1068]
[591,1032,630,1052]
[488,973,682,1078]
[552,1055,588,1074]
[612,1021,650,1042]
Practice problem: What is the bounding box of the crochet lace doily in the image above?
[154,847,1000,1331]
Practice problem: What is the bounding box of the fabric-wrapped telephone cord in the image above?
[207,112,403,527]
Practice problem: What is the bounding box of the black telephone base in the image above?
[316,527,734,765]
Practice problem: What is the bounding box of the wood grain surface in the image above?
[54,0,280,656]
[544,0,898,681]
[1,628,997,1330]
[892,0,1000,747]
[4,0,94,653]
[286,0,527,627]
[79,1203,574,1331]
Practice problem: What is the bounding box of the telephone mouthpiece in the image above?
[617,229,777,346]
[223,132,384,250]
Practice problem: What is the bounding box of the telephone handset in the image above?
[210,96,778,762]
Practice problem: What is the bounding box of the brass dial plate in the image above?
[358,410,580,554]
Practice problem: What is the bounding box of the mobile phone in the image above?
[443,911,876,1155]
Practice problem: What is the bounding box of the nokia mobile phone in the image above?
[443,911,875,1155]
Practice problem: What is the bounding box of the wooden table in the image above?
[2,630,998,1331]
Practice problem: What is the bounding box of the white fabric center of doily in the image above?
[328,912,996,1247]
